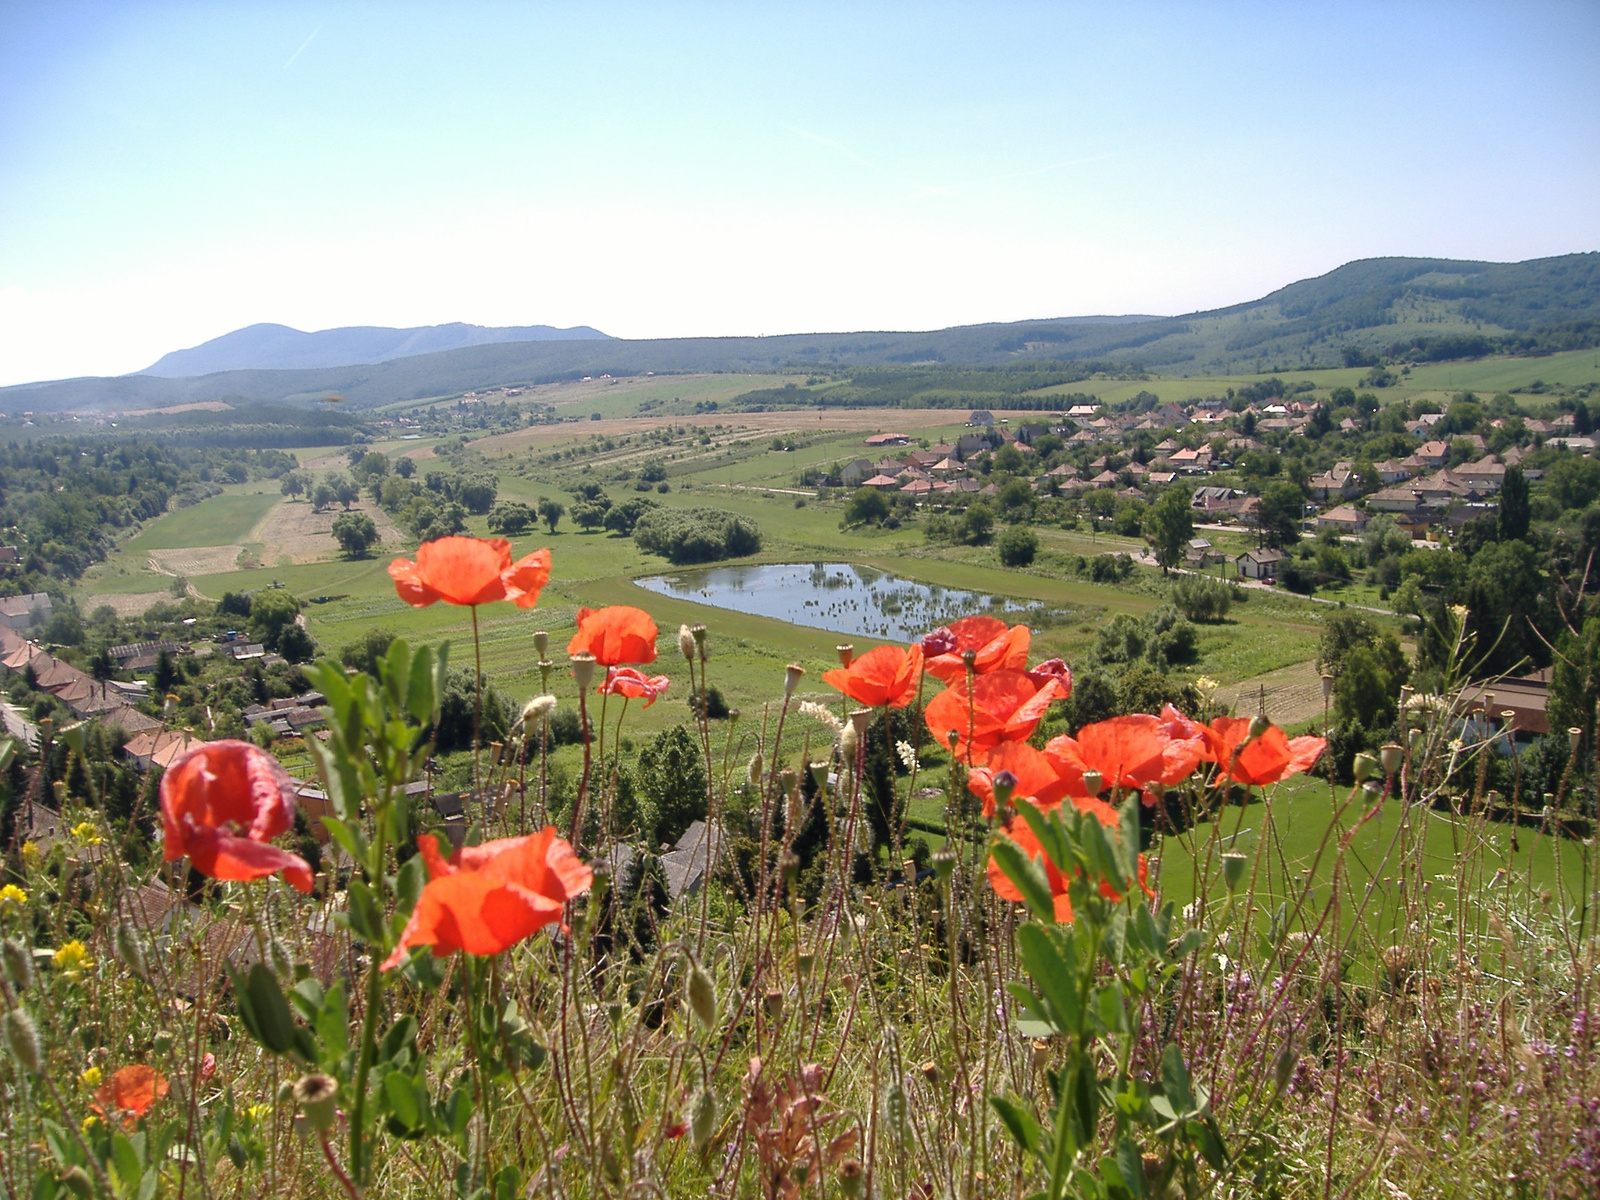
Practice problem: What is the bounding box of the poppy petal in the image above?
[503,548,552,609]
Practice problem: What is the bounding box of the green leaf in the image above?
[1013,800,1071,876]
[383,1070,429,1135]
[1116,1135,1148,1198]
[1160,1045,1197,1117]
[1016,924,1082,1035]
[111,1132,143,1188]
[990,836,1056,924]
[1114,798,1142,894]
[289,977,325,1022]
[313,980,350,1066]
[408,644,441,724]
[233,964,298,1056]
[989,1096,1042,1159]
[379,1015,418,1067]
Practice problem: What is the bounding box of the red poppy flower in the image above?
[160,740,314,893]
[822,644,924,708]
[1025,658,1074,695]
[567,606,659,665]
[93,1065,169,1126]
[966,742,1073,818]
[389,537,550,609]
[1044,714,1203,798]
[1201,716,1327,786]
[598,667,671,707]
[924,670,1069,760]
[986,805,1147,924]
[382,827,592,969]
[198,1053,217,1084]
[923,616,1031,685]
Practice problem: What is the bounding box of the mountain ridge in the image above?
[143,320,611,376]
[6,252,1596,413]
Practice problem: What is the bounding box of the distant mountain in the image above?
[7,253,1595,413]
[142,321,611,376]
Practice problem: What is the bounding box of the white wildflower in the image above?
[895,741,919,772]
[799,701,843,733]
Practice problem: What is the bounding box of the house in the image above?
[1168,447,1213,474]
[1412,440,1451,469]
[931,457,966,476]
[1147,471,1178,486]
[1366,484,1427,512]
[0,592,52,633]
[1236,548,1288,580]
[1191,486,1245,515]
[123,730,207,771]
[968,410,995,426]
[1066,404,1100,419]
[839,459,875,488]
[659,820,725,901]
[1371,459,1415,484]
[899,479,935,499]
[1315,504,1368,534]
[864,432,910,447]
[1456,670,1551,737]
[1185,538,1225,567]
[861,474,899,490]
[1308,463,1359,501]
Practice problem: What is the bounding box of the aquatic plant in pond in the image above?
[635,560,1069,641]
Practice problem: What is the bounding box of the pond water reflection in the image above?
[635,561,1065,642]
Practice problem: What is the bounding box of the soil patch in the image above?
[1218,659,1328,728]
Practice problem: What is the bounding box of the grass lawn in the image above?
[1154,776,1595,977]
[122,489,279,550]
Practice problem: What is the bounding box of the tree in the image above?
[311,482,335,511]
[1146,486,1193,573]
[280,470,310,499]
[843,487,890,527]
[961,503,994,545]
[1257,480,1305,549]
[394,456,415,479]
[340,627,397,677]
[997,525,1038,567]
[1461,539,1549,677]
[537,497,566,534]
[572,502,609,532]
[487,501,535,535]
[325,471,359,510]
[635,725,708,846]
[276,623,317,664]
[1550,616,1600,757]
[331,511,379,558]
[1499,465,1530,542]
[1171,575,1232,622]
[603,497,656,536]
[1547,456,1600,511]
[248,587,301,650]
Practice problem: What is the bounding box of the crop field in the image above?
[122,489,280,550]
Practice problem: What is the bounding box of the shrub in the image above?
[1171,574,1233,622]
[997,526,1038,567]
[633,507,762,564]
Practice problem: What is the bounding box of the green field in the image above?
[122,489,278,550]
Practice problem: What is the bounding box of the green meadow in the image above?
[122,489,279,550]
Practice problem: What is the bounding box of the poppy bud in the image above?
[1409,727,1423,752]
[1222,852,1247,893]
[784,663,805,699]
[4,1008,42,1075]
[727,708,741,724]
[1248,711,1271,740]
[153,1030,175,1054]
[692,623,708,646]
[797,952,815,980]
[521,695,557,730]
[2,939,33,991]
[990,770,1017,810]
[292,1073,339,1133]
[946,728,960,753]
[1381,744,1404,776]
[1081,769,1103,798]
[1363,780,1383,799]
[1273,1043,1297,1093]
[920,1060,941,1085]
[1321,673,1334,701]
[838,1158,865,1199]
[570,652,596,690]
[762,988,784,1021]
[1352,753,1377,783]
[779,851,800,888]
[839,724,859,764]
[961,648,977,671]
[676,624,695,660]
[689,1085,717,1150]
[849,709,870,735]
[685,957,717,1030]
[533,631,549,658]
[808,760,829,789]
[114,923,146,978]
[836,644,854,668]
[932,845,956,881]
[780,768,798,802]
[58,1167,92,1200]
[747,752,764,787]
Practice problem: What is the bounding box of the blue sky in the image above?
[1,1,1596,384]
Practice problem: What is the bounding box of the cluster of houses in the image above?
[0,625,161,750]
[850,394,1583,581]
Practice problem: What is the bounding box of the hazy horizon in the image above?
[2,1,1597,386]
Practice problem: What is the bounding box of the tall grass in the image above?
[0,610,1596,1200]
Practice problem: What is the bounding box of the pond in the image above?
[634,561,1067,643]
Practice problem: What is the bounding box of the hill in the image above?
[143,320,611,376]
[6,253,1596,413]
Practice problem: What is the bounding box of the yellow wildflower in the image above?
[53,940,90,972]
[1194,676,1220,694]
[82,1115,98,1133]
[69,821,104,846]
[19,840,38,864]
[0,883,26,911]
[80,1065,103,1088]
[245,1103,273,1122]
